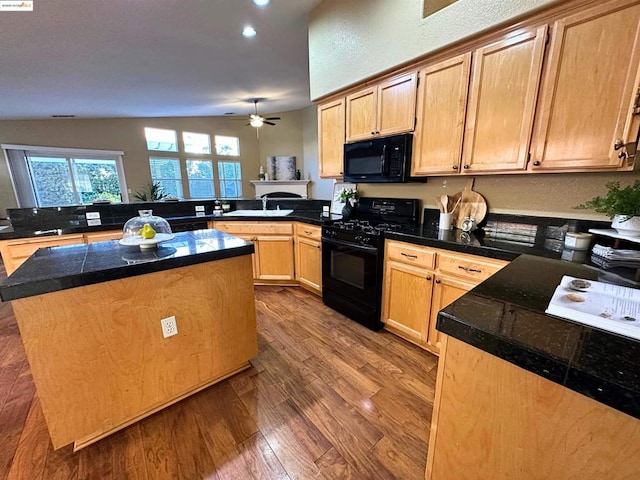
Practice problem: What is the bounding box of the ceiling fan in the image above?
[247,99,280,128]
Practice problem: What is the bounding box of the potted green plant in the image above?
[133,181,167,202]
[576,180,640,236]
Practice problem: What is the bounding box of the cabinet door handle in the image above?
[533,161,541,166]
[435,279,441,284]
[426,275,432,281]
[458,265,481,273]
[401,252,418,259]
[452,165,458,170]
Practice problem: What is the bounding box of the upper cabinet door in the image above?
[462,26,547,173]
[346,86,377,141]
[376,72,418,137]
[412,53,471,176]
[530,0,640,171]
[346,72,417,142]
[318,98,346,178]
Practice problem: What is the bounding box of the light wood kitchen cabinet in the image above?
[382,240,507,355]
[294,223,322,295]
[412,53,471,176]
[318,98,346,178]
[428,275,476,353]
[0,234,85,275]
[461,26,547,173]
[346,72,418,142]
[83,230,122,243]
[213,221,295,283]
[530,0,640,171]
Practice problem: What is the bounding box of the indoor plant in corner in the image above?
[133,181,167,202]
[338,186,358,220]
[577,180,640,236]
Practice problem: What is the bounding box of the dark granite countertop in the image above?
[0,229,254,301]
[438,254,640,420]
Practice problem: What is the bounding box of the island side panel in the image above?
[10,254,257,450]
[427,337,640,480]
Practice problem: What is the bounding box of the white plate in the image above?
[119,233,175,249]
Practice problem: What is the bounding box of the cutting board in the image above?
[451,179,487,229]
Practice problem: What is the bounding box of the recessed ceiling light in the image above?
[242,26,257,38]
[253,0,270,6]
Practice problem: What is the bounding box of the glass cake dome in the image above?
[121,210,173,249]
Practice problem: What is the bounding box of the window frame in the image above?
[217,160,243,199]
[149,157,184,199]
[2,144,129,207]
[186,158,215,199]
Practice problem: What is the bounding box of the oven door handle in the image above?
[322,237,379,253]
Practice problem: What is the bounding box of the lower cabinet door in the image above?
[382,260,434,346]
[254,235,295,281]
[295,237,322,293]
[429,275,476,353]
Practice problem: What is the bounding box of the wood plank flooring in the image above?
[0,261,438,480]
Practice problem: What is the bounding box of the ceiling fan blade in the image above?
[265,121,276,126]
[265,117,281,120]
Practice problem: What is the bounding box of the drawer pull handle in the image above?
[458,265,482,273]
[304,230,313,235]
[401,252,418,259]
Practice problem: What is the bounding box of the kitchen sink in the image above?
[222,209,294,217]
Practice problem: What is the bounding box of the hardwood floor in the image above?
[0,264,438,479]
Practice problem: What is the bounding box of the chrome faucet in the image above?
[262,196,268,211]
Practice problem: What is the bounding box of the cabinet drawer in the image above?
[84,230,122,243]
[214,221,293,235]
[437,251,506,283]
[386,241,436,269]
[295,223,321,241]
[6,234,85,260]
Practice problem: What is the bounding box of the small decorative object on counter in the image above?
[576,180,640,236]
[258,166,266,181]
[213,200,223,217]
[221,201,231,213]
[564,232,593,250]
[338,186,358,220]
[120,210,174,250]
[295,169,301,180]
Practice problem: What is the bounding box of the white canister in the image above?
[564,232,593,251]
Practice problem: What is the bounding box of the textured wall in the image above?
[309,0,560,99]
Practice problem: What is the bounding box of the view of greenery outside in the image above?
[28,156,122,207]
[217,161,242,198]
[215,136,240,156]
[186,160,214,198]
[149,158,183,198]
[183,132,211,154]
[145,127,178,152]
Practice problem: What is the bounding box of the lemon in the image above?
[140,223,156,239]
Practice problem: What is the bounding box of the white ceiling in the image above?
[0,0,321,120]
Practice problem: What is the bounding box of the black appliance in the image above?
[343,133,416,183]
[322,197,421,330]
[168,218,209,232]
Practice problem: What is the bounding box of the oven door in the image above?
[321,237,381,308]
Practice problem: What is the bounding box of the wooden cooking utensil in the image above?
[440,194,449,213]
[451,178,488,229]
[435,196,444,213]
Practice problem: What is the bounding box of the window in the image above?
[3,145,128,207]
[183,132,211,154]
[217,161,242,198]
[186,159,214,198]
[215,135,240,156]
[149,158,183,198]
[145,127,178,152]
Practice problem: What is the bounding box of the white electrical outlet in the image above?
[161,316,178,338]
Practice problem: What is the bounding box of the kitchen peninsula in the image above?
[0,229,257,451]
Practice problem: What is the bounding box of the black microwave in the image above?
[343,133,416,183]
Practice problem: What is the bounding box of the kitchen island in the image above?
[0,229,258,451]
[426,254,640,479]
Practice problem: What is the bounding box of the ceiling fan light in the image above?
[253,0,270,5]
[242,26,257,38]
[250,117,264,127]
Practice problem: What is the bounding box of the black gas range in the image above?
[321,197,421,331]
